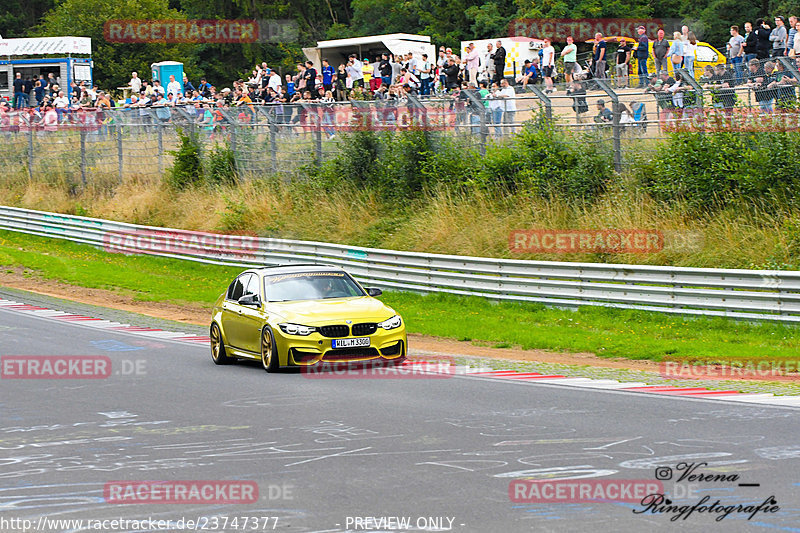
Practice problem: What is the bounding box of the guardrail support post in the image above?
[594,79,621,173]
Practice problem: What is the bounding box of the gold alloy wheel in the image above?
[210,323,231,364]
[261,327,278,372]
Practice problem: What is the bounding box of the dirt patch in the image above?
[0,269,660,371]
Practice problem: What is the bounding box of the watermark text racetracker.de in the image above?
[1,355,146,379]
[102,227,267,261]
[104,480,265,504]
[301,356,456,379]
[0,516,279,531]
[661,360,800,381]
[103,19,298,43]
[509,229,703,254]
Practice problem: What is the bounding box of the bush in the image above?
[637,131,800,210]
[166,129,203,189]
[205,143,238,186]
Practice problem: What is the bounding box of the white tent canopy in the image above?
[303,33,436,70]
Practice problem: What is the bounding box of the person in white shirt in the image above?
[463,43,481,85]
[418,53,433,95]
[166,75,182,98]
[129,72,141,94]
[481,43,496,84]
[346,55,364,88]
[498,78,516,133]
[152,80,166,97]
[541,38,556,93]
[267,70,281,92]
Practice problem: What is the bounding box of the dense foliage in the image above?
[4,0,799,89]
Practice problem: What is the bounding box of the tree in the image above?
[36,0,195,90]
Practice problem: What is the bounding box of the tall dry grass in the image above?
[0,172,797,269]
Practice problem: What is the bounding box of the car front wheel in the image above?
[261,326,279,373]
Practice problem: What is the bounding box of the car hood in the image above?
[268,297,396,326]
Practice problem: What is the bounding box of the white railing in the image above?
[1,205,799,322]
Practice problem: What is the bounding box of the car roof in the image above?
[250,264,343,276]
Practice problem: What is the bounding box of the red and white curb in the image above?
[0,298,210,344]
[2,297,799,407]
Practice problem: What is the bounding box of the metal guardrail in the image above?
[1,205,799,323]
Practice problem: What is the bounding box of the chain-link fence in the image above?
[2,55,799,182]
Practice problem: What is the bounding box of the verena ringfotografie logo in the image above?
[104,481,259,504]
[301,356,456,379]
[103,228,262,260]
[509,479,664,503]
[1,356,111,379]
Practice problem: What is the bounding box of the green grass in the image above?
[1,229,799,364]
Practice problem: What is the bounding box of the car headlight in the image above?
[278,323,317,336]
[378,315,402,330]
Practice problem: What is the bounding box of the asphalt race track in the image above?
[1,301,800,532]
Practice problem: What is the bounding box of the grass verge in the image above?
[1,229,798,365]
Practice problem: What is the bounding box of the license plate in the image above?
[332,337,370,348]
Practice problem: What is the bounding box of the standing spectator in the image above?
[667,32,684,76]
[743,22,758,63]
[498,78,516,132]
[652,29,669,75]
[794,19,800,56]
[419,53,433,95]
[754,18,772,59]
[166,75,181,98]
[321,59,335,93]
[491,40,506,85]
[770,16,787,57]
[747,58,773,112]
[683,32,698,78]
[129,71,142,94]
[13,73,26,109]
[788,16,798,55]
[592,33,607,79]
[561,36,577,83]
[463,43,481,85]
[615,38,631,88]
[390,54,403,84]
[267,69,281,93]
[728,26,746,85]
[303,60,317,94]
[334,64,347,100]
[541,38,555,93]
[33,80,46,106]
[378,53,392,87]
[442,57,460,91]
[183,74,195,95]
[487,82,503,135]
[47,72,58,92]
[347,55,364,88]
[153,79,165,97]
[362,58,373,88]
[197,78,211,99]
[481,43,495,84]
[635,25,650,87]
[437,50,448,92]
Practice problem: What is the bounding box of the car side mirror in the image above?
[238,294,261,307]
[366,287,382,297]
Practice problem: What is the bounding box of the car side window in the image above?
[244,274,260,298]
[227,274,249,301]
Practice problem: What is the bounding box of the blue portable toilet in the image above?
[150,61,184,86]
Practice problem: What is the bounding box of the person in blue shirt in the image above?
[321,58,336,92]
[285,74,295,97]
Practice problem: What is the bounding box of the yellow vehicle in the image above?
[591,36,726,81]
[210,264,407,372]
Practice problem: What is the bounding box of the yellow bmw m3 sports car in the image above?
[210,264,407,372]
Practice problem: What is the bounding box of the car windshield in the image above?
[264,272,366,302]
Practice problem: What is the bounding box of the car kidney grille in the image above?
[351,323,377,336]
[319,325,350,338]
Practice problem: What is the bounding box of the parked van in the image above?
[590,36,726,81]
